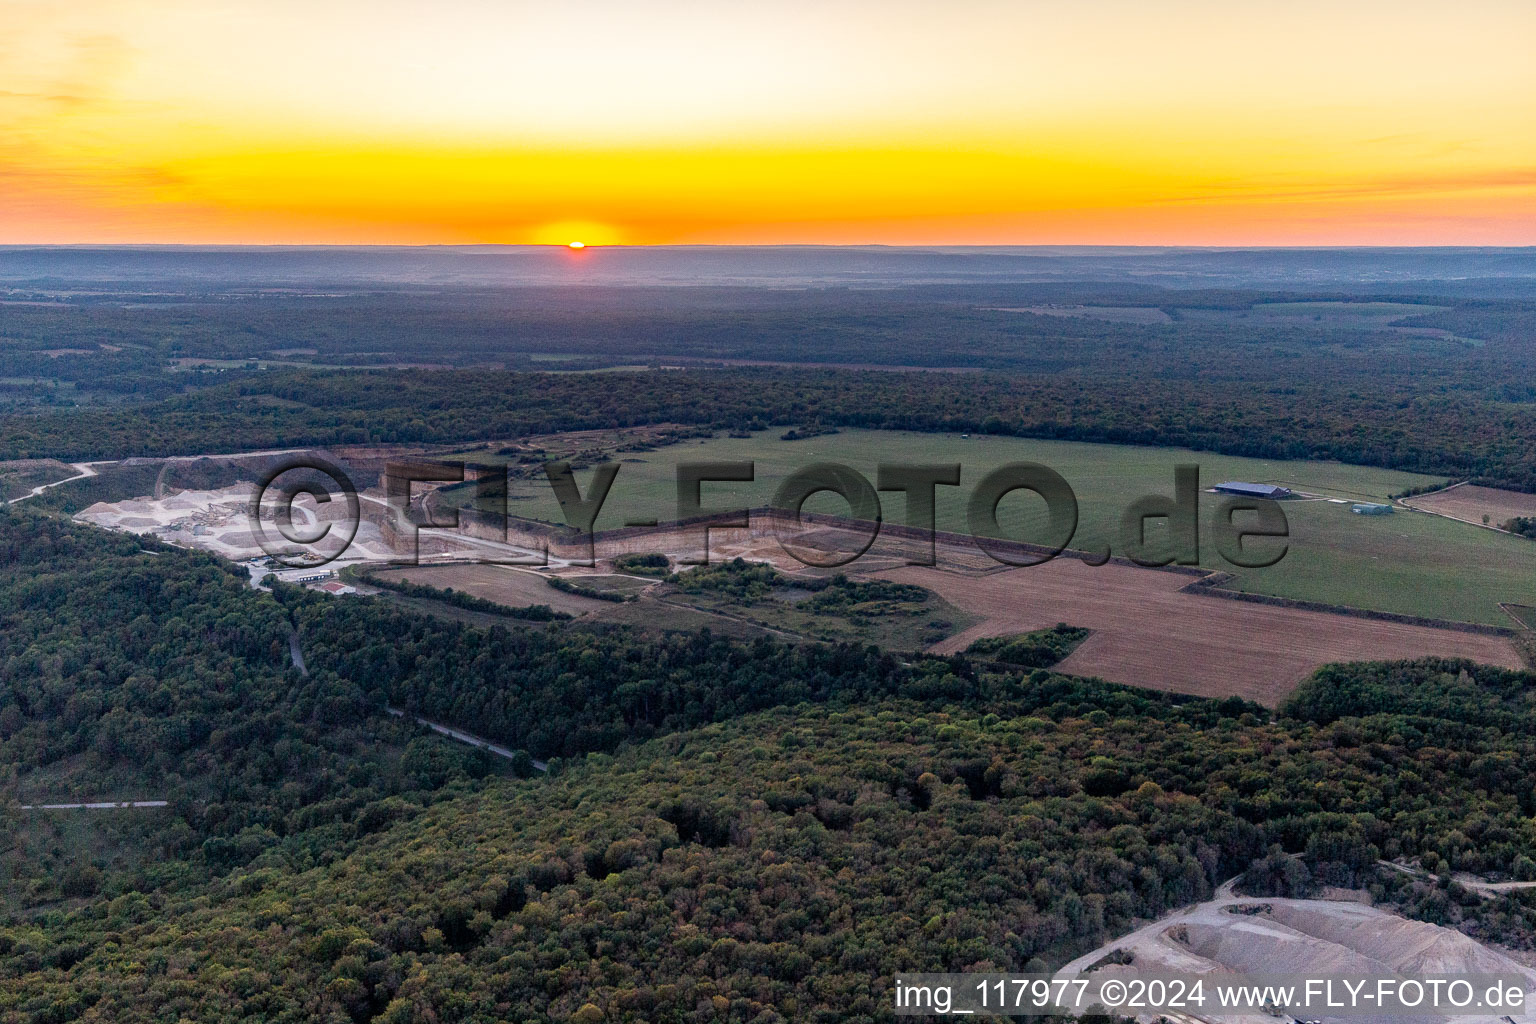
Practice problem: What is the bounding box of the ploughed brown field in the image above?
[878,559,1524,705]
[1404,483,1536,530]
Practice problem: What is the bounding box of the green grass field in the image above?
[439,428,1536,626]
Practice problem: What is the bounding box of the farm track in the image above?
[7,460,102,503]
[1378,860,1536,900]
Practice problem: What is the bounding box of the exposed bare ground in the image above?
[879,559,1523,705]
[1405,483,1536,530]
[1058,884,1536,1024]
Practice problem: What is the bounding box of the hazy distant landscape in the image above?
[6,245,1536,1022]
[3,244,1535,291]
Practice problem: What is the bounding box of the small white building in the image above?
[273,567,331,584]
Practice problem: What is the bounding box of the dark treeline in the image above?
[966,625,1091,668]
[4,281,1536,488]
[3,284,1533,379]
[5,365,1536,490]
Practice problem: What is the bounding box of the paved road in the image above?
[20,800,168,810]
[387,707,548,772]
[287,630,308,675]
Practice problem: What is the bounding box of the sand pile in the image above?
[1178,915,1393,975]
[1262,902,1530,976]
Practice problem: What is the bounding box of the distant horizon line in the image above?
[2,242,1534,252]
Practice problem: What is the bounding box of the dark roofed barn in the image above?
[1213,481,1292,499]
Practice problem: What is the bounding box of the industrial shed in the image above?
[1213,481,1293,499]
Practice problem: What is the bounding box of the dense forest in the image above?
[4,283,1536,490]
[5,511,1536,1020]
[5,363,1536,491]
[3,283,1534,381]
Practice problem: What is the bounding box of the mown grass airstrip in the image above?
[439,429,1536,626]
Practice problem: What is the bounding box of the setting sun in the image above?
[526,220,624,247]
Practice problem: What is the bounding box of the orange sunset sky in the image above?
[2,0,1533,246]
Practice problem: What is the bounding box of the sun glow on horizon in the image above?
[525,220,624,247]
[1,0,1532,245]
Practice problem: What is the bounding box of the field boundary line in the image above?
[1400,483,1531,536]
[1498,603,1536,631]
[1182,573,1514,637]
[1394,479,1468,505]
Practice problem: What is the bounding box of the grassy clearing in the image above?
[370,564,611,616]
[442,428,1435,525]
[660,587,974,651]
[1222,500,1536,624]
[365,588,545,630]
[1179,303,1483,349]
[562,574,655,597]
[581,595,775,640]
[991,305,1173,324]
